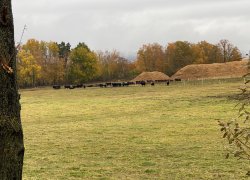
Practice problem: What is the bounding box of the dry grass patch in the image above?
[172,61,250,80]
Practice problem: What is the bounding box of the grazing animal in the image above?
[112,83,122,87]
[122,82,129,87]
[77,84,83,88]
[53,85,60,89]
[167,81,169,86]
[64,85,70,89]
[99,84,107,88]
[141,81,146,86]
[151,83,154,86]
[83,85,86,89]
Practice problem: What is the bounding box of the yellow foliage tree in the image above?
[17,50,41,87]
[197,41,213,64]
[135,43,165,73]
[190,45,207,64]
[20,39,66,86]
[22,39,40,55]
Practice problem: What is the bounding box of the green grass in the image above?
[20,82,250,179]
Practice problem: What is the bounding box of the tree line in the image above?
[135,39,242,76]
[16,39,242,88]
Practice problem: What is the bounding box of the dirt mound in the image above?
[131,71,170,82]
[171,61,250,80]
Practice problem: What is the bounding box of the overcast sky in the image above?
[12,0,250,60]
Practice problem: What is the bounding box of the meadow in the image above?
[20,80,250,179]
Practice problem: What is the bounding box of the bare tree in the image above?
[0,0,25,179]
[219,39,229,63]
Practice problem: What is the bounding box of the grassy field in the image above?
[20,81,250,179]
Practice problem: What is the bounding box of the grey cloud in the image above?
[12,0,250,58]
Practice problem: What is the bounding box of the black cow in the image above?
[112,83,122,87]
[53,85,60,89]
[128,82,134,85]
[167,81,170,86]
[122,82,129,87]
[106,82,112,86]
[151,83,154,86]
[83,85,86,89]
[141,81,146,86]
[64,85,70,89]
[99,84,107,88]
[77,84,83,88]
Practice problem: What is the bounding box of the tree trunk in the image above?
[0,0,25,179]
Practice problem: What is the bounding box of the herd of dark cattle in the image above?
[53,79,181,89]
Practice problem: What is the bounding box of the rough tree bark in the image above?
[0,0,25,179]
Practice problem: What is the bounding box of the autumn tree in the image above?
[164,41,191,76]
[103,50,120,79]
[174,41,191,67]
[95,50,108,81]
[20,39,66,87]
[115,56,129,79]
[211,44,223,63]
[46,41,65,85]
[218,39,241,62]
[17,49,41,87]
[22,38,40,55]
[0,1,25,179]
[197,41,213,64]
[22,39,45,86]
[135,43,165,73]
[127,61,137,75]
[68,46,99,83]
[96,49,131,81]
[226,43,242,62]
[190,45,207,64]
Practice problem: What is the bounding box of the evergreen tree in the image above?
[56,41,71,70]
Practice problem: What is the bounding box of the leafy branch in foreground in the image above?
[218,74,250,175]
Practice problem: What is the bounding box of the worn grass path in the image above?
[20,82,249,179]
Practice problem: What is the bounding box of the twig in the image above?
[1,25,27,73]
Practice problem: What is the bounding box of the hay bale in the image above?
[171,61,250,80]
[131,71,170,82]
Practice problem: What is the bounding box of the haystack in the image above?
[171,61,250,80]
[131,71,170,82]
